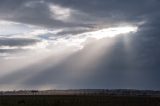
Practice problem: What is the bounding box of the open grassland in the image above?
[0,95,160,106]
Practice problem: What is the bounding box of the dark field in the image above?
[0,95,160,106]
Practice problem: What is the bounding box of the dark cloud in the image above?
[0,37,41,55]
[51,0,159,17]
[56,28,91,36]
[0,37,40,47]
[0,0,91,28]
[1,0,159,28]
[0,49,27,54]
[45,0,160,27]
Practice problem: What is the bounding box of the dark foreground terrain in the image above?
[0,89,160,106]
[0,95,160,106]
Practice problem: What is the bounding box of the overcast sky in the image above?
[0,0,160,90]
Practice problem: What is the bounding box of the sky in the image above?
[0,0,160,90]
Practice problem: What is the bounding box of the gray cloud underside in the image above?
[0,0,92,28]
[0,49,28,54]
[0,37,41,55]
[1,0,159,29]
[0,37,40,47]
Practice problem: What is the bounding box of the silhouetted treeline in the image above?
[0,95,160,106]
[0,89,160,97]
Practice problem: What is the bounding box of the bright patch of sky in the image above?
[0,20,36,35]
[0,19,138,60]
